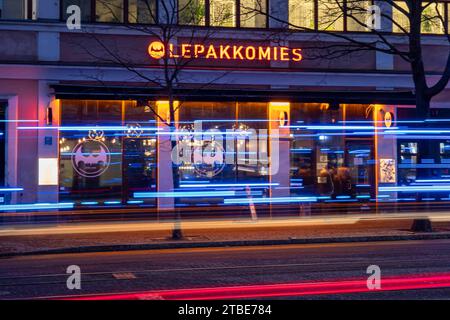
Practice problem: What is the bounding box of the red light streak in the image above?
[64,272,450,300]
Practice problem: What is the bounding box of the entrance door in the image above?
[122,138,157,204]
[345,140,375,198]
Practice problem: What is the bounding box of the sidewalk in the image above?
[1,215,450,257]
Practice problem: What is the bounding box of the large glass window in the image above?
[210,0,236,26]
[0,0,33,20]
[176,101,269,206]
[290,104,375,202]
[237,102,269,181]
[392,1,410,33]
[289,0,346,31]
[290,103,344,197]
[318,0,344,31]
[240,0,267,28]
[60,100,123,203]
[422,2,445,34]
[128,0,157,24]
[96,0,124,22]
[393,1,446,34]
[289,0,315,29]
[59,100,157,207]
[346,0,372,32]
[178,0,206,25]
[178,0,266,27]
[61,0,157,24]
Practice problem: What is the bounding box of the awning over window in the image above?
[50,84,416,105]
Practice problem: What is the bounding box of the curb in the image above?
[2,232,450,258]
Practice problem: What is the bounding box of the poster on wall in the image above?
[380,159,396,183]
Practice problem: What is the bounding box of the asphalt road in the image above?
[1,239,450,299]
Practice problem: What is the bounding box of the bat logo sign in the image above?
[71,140,111,178]
[192,141,226,178]
[148,41,165,59]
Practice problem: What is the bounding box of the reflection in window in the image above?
[176,102,269,206]
[0,0,33,20]
[422,2,445,34]
[398,142,417,185]
[178,0,206,25]
[347,0,371,32]
[318,0,344,31]
[290,103,344,197]
[62,0,91,22]
[237,102,269,180]
[96,0,124,23]
[440,141,450,164]
[240,0,267,28]
[392,1,409,33]
[59,100,157,206]
[210,0,236,26]
[288,0,315,29]
[59,100,123,203]
[128,0,157,24]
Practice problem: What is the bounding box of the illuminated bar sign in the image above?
[148,41,303,62]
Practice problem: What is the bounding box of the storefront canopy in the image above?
[50,84,416,105]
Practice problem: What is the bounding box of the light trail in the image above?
[180,183,278,188]
[0,202,74,212]
[284,125,382,130]
[224,196,317,204]
[0,188,23,192]
[4,211,450,237]
[134,191,236,198]
[17,126,161,131]
[379,186,450,192]
[63,272,450,300]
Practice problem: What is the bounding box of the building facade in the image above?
[0,0,449,213]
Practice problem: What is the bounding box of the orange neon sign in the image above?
[148,41,303,62]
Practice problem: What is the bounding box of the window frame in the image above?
[177,0,270,29]
[60,0,159,24]
[0,0,35,20]
[392,0,449,35]
[57,0,450,35]
[289,0,375,33]
[289,0,450,35]
[421,1,447,35]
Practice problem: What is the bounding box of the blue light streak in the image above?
[80,201,99,205]
[349,149,371,154]
[0,188,24,192]
[134,191,236,198]
[127,200,144,204]
[0,202,74,211]
[180,180,211,184]
[61,152,123,156]
[104,201,121,205]
[379,186,450,192]
[157,131,253,136]
[285,125,392,130]
[224,196,317,204]
[17,126,161,131]
[415,179,450,183]
[180,183,278,188]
